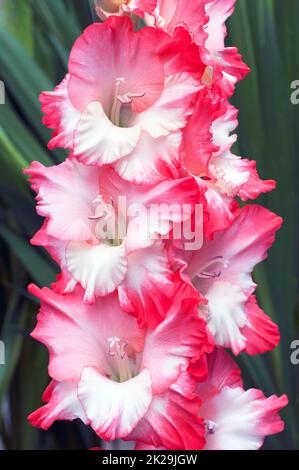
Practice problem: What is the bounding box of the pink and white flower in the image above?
[197,348,287,450]
[173,204,282,355]
[119,347,287,450]
[182,96,276,237]
[202,0,250,96]
[25,159,202,327]
[40,16,204,185]
[28,282,212,448]
[142,0,249,96]
[26,0,287,451]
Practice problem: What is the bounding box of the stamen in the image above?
[197,256,229,279]
[107,336,132,382]
[110,78,125,127]
[88,194,114,221]
[110,78,145,126]
[117,92,145,105]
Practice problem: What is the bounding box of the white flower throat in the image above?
[107,336,134,383]
[110,77,145,127]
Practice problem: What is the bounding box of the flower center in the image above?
[110,77,145,127]
[89,195,125,246]
[197,256,229,279]
[108,336,134,383]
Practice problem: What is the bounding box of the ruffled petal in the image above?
[66,241,127,302]
[28,381,87,430]
[241,295,280,355]
[142,283,212,394]
[189,204,283,296]
[78,366,152,441]
[132,73,200,138]
[73,101,141,165]
[25,159,99,241]
[205,0,237,52]
[203,280,248,355]
[114,130,181,184]
[182,93,219,176]
[127,370,206,450]
[118,241,174,328]
[152,0,209,47]
[200,386,287,450]
[197,349,287,450]
[39,74,80,150]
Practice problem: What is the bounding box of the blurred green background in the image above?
[0,0,298,450]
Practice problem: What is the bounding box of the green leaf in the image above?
[0,224,57,286]
[0,0,33,54]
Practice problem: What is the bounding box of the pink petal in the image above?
[39,74,80,150]
[25,159,99,241]
[189,204,283,295]
[68,18,164,114]
[28,381,87,430]
[153,0,209,47]
[118,241,174,328]
[205,0,237,53]
[241,295,280,355]
[142,283,212,394]
[196,348,243,402]
[127,370,206,450]
[29,285,145,382]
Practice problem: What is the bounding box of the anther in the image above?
[197,256,229,279]
[205,420,217,434]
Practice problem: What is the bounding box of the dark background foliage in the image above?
[0,0,298,449]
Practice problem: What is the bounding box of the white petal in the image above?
[132,73,200,138]
[114,130,181,184]
[66,241,127,302]
[74,101,141,165]
[209,152,250,197]
[204,280,247,354]
[201,386,285,450]
[78,366,152,440]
